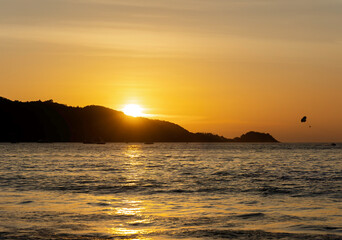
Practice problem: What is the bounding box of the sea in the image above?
[0,143,341,240]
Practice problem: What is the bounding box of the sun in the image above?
[122,104,144,117]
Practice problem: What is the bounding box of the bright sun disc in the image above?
[123,104,144,117]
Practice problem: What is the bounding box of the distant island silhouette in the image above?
[0,97,278,143]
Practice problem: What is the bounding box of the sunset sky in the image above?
[1,0,341,142]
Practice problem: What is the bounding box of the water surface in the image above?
[0,143,341,239]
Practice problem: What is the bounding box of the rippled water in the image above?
[0,143,341,239]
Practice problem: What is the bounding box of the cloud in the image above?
[1,0,341,43]
[0,0,341,61]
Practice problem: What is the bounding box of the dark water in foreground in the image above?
[0,143,341,240]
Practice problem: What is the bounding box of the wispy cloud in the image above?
[1,0,341,43]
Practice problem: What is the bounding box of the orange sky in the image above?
[1,0,341,142]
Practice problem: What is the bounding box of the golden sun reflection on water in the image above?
[123,144,146,185]
[108,200,143,216]
[106,199,154,238]
[125,144,143,159]
[106,146,156,239]
[108,225,151,236]
[109,205,143,216]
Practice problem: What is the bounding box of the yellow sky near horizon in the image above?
[1,0,342,142]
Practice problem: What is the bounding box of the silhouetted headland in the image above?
[232,131,278,142]
[0,97,278,143]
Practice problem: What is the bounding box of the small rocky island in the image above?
[0,97,278,143]
[232,131,278,142]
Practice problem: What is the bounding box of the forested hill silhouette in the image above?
[232,131,278,142]
[0,97,278,143]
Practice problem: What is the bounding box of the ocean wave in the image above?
[2,228,341,240]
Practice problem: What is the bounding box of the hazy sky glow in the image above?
[1,0,342,142]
